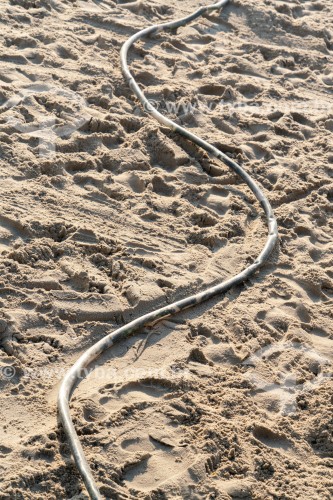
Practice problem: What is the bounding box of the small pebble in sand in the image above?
[43,343,53,355]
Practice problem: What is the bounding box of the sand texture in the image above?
[0,0,332,498]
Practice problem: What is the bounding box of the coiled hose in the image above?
[58,1,278,498]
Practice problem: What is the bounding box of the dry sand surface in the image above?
[0,0,333,498]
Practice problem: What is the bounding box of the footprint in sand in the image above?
[99,381,168,411]
[0,215,31,253]
[252,425,292,451]
[97,377,196,492]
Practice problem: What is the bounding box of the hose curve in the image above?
[58,1,278,498]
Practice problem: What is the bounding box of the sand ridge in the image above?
[0,0,332,498]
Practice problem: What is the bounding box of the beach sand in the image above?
[0,0,332,498]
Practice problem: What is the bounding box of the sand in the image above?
[0,0,332,498]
